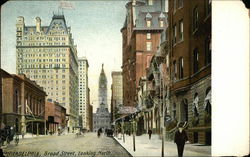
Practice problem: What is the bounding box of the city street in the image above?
[2,133,132,157]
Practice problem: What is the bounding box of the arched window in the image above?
[204,88,211,115]
[205,38,211,65]
[193,6,199,31]
[193,93,199,117]
[179,57,184,79]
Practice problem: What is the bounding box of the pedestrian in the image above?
[0,148,5,157]
[174,124,188,157]
[148,129,152,140]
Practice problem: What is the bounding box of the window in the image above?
[174,0,177,12]
[205,38,211,65]
[146,33,151,40]
[146,20,151,27]
[193,7,199,31]
[173,103,176,119]
[178,0,183,8]
[146,42,152,51]
[193,48,199,73]
[173,60,177,80]
[173,24,177,44]
[193,93,199,117]
[148,0,153,5]
[206,0,211,16]
[179,57,184,79]
[159,20,164,27]
[179,19,184,41]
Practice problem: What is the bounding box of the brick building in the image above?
[45,100,67,134]
[1,69,47,135]
[167,0,211,145]
[121,0,167,107]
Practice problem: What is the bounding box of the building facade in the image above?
[93,65,110,132]
[16,14,79,131]
[121,0,167,107]
[78,57,90,130]
[111,71,123,122]
[167,0,211,145]
[1,69,46,135]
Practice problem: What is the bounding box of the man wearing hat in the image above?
[174,123,188,157]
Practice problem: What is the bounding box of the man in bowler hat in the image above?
[174,124,188,157]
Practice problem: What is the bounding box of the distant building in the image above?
[1,68,46,135]
[89,104,93,131]
[93,103,110,132]
[93,65,110,132]
[78,57,90,130]
[111,71,123,122]
[15,14,79,131]
[45,100,67,134]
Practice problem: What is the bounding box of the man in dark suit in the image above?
[174,125,188,157]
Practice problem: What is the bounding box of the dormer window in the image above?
[160,20,164,27]
[159,12,165,27]
[146,20,151,27]
[146,12,152,27]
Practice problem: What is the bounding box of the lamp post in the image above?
[132,115,136,152]
[122,118,125,143]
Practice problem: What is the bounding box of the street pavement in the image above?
[114,133,211,157]
[1,132,132,157]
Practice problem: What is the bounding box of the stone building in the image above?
[1,69,46,135]
[167,0,211,145]
[15,13,79,131]
[45,100,67,134]
[93,65,110,132]
[121,0,167,107]
[78,57,90,130]
[111,71,123,122]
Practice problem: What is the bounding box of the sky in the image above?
[1,0,128,112]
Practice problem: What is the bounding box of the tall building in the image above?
[93,65,110,132]
[78,57,90,130]
[111,71,123,122]
[16,13,79,131]
[121,0,167,107]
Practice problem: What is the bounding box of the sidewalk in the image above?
[114,134,211,157]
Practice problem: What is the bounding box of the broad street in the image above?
[2,133,131,157]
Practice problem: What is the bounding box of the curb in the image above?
[112,137,133,157]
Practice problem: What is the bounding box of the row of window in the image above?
[20,63,67,68]
[18,42,67,46]
[20,48,68,53]
[146,20,164,28]
[22,58,66,63]
[173,19,183,44]
[172,39,211,80]
[24,69,66,73]
[21,36,67,41]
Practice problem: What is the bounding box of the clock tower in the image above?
[98,64,108,108]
